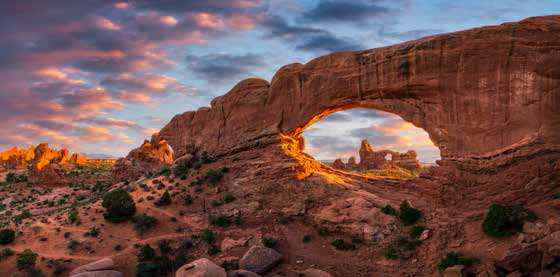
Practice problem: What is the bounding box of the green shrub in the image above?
[200,229,215,244]
[0,229,15,244]
[132,214,158,235]
[331,239,355,251]
[437,252,478,270]
[102,188,136,223]
[209,215,231,227]
[410,226,425,239]
[154,191,172,207]
[262,237,277,248]
[158,167,171,176]
[381,205,397,216]
[67,239,79,250]
[204,169,223,184]
[482,204,536,237]
[302,234,312,243]
[223,192,234,203]
[138,244,156,262]
[399,201,421,225]
[158,240,171,253]
[114,245,122,251]
[207,244,219,255]
[383,237,422,260]
[16,249,38,270]
[68,208,78,223]
[383,244,399,259]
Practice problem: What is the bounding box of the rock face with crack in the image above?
[133,16,560,186]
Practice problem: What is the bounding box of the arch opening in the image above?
[301,108,441,178]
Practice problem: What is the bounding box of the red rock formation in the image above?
[128,16,559,185]
[69,153,87,165]
[26,143,89,185]
[0,146,35,169]
[332,158,346,170]
[347,157,357,167]
[392,150,421,172]
[111,139,174,182]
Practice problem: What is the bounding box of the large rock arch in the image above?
[150,16,559,179]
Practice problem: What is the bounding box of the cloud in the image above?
[186,53,266,83]
[301,0,391,23]
[261,14,364,53]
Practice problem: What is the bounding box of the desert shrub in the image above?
[67,239,79,250]
[482,204,535,237]
[68,208,78,223]
[437,252,478,270]
[410,226,426,239]
[207,244,219,255]
[208,215,231,227]
[383,244,399,259]
[158,167,171,177]
[381,205,397,216]
[158,240,172,253]
[102,188,136,223]
[331,239,355,251]
[183,194,192,206]
[302,234,312,243]
[85,227,100,237]
[262,237,277,248]
[383,237,422,260]
[399,201,421,225]
[223,192,235,203]
[132,214,158,235]
[63,232,71,238]
[114,245,122,251]
[1,248,14,257]
[154,191,172,207]
[204,169,223,184]
[138,244,156,262]
[6,173,27,183]
[200,229,215,244]
[16,249,38,270]
[0,229,15,244]
[211,200,221,207]
[135,256,174,277]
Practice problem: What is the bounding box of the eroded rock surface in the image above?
[111,139,173,182]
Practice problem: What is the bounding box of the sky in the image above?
[0,0,557,159]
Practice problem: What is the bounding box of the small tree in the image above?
[16,249,38,270]
[102,188,136,223]
[399,201,421,225]
[154,191,172,207]
[0,229,15,244]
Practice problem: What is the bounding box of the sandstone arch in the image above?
[150,16,560,180]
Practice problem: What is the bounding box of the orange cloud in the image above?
[159,16,178,26]
[193,13,224,28]
[95,16,121,30]
[114,2,129,9]
[79,126,114,141]
[226,14,261,30]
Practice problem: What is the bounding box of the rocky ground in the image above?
[0,144,557,277]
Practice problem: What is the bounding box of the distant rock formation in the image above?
[332,158,346,170]
[111,138,173,182]
[69,153,87,165]
[358,140,421,172]
[347,157,357,167]
[28,143,90,185]
[0,146,34,169]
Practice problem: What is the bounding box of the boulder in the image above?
[495,244,542,273]
[70,258,115,275]
[443,265,465,277]
[227,269,260,277]
[239,246,282,274]
[300,268,333,277]
[176,258,226,277]
[70,271,121,277]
